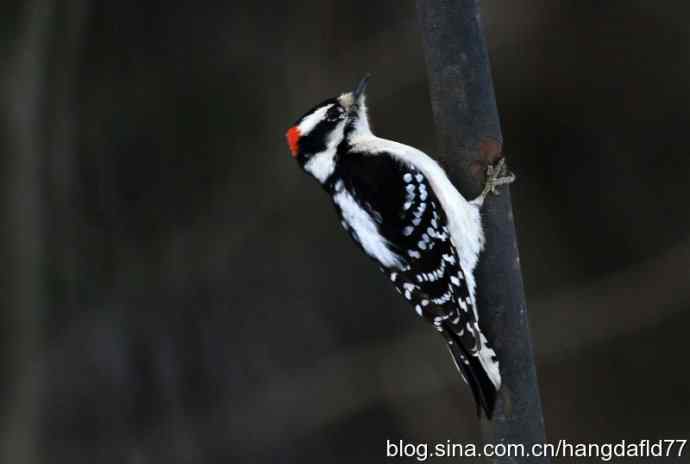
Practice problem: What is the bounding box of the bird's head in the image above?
[285,75,371,182]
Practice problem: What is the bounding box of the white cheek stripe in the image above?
[297,104,333,136]
[303,122,345,183]
[333,190,402,269]
[304,148,336,182]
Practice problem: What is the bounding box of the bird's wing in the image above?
[337,152,477,327]
[336,151,500,415]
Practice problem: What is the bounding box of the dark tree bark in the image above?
[415,1,549,461]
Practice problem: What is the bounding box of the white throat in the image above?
[349,101,371,135]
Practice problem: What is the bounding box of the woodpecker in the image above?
[285,75,515,418]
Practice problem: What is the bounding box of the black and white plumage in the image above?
[286,76,513,418]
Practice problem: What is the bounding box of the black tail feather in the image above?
[444,331,497,419]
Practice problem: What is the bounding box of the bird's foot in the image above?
[473,158,515,206]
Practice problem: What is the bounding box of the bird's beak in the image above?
[352,73,370,104]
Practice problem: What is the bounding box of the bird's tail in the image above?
[443,329,500,419]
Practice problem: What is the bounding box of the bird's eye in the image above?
[326,107,344,122]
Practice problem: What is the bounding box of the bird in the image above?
[285,75,515,418]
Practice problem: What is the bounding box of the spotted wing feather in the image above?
[331,152,499,417]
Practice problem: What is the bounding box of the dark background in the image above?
[2,1,689,463]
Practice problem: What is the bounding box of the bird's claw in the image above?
[475,158,515,205]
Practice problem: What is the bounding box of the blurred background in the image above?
[1,0,689,462]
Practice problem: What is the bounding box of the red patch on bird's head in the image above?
[286,126,301,158]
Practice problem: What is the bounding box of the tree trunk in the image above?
[415,1,549,462]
